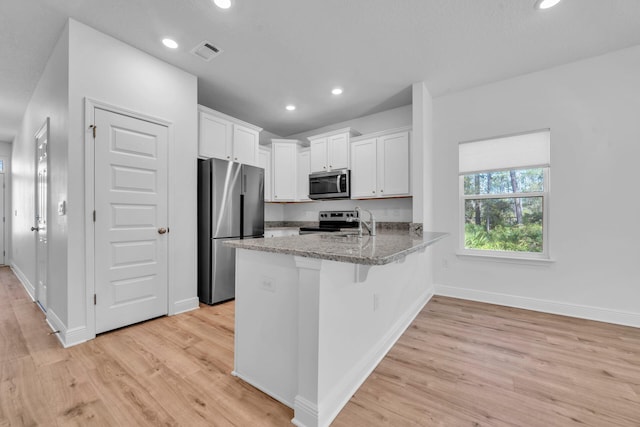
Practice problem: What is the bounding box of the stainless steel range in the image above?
[299,210,360,234]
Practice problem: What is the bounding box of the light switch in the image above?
[58,201,66,216]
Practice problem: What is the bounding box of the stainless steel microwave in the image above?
[308,169,350,200]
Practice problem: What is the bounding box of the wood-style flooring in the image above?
[1,265,639,426]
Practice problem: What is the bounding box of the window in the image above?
[459,130,550,259]
[0,159,4,172]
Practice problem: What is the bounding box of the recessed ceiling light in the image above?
[534,0,561,9]
[285,105,296,111]
[214,0,232,9]
[162,38,178,49]
[331,88,343,95]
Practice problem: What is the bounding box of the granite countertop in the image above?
[225,230,449,266]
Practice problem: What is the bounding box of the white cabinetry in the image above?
[350,128,411,199]
[198,105,262,166]
[297,148,311,201]
[308,128,360,173]
[258,147,272,202]
[264,228,300,238]
[271,139,299,202]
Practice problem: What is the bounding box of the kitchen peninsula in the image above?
[226,230,447,427]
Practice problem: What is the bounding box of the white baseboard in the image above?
[46,309,90,348]
[435,284,640,328]
[319,289,434,427]
[171,297,199,315]
[10,262,35,300]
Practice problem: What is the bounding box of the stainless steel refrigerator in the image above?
[198,158,264,304]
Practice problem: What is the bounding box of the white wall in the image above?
[11,25,69,304]
[11,19,198,346]
[277,198,412,223]
[65,20,198,340]
[432,45,640,326]
[0,142,12,156]
[286,104,411,142]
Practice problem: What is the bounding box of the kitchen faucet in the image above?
[348,206,376,238]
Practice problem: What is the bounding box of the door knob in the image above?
[31,226,39,231]
[158,227,167,234]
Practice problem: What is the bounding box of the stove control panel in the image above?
[318,210,359,224]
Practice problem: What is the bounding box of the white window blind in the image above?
[459,130,550,175]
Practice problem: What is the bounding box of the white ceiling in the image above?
[2,0,640,141]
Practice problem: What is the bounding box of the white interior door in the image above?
[35,120,49,310]
[94,108,168,334]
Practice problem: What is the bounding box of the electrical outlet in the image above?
[260,278,275,293]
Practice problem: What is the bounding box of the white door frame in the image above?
[0,155,11,267]
[84,98,173,339]
[34,118,49,309]
[0,173,5,265]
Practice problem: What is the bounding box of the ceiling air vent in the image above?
[191,41,223,61]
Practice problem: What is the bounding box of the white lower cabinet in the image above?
[264,228,300,238]
[350,129,411,199]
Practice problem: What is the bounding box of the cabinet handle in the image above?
[226,156,230,159]
[235,157,238,160]
[329,165,332,168]
[380,189,384,192]
[158,227,167,234]
[372,190,375,194]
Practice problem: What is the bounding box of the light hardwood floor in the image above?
[2,265,639,426]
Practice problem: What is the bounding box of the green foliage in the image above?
[465,223,543,253]
[464,168,544,195]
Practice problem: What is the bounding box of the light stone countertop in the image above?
[225,230,449,266]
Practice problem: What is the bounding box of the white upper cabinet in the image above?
[199,111,232,160]
[350,128,411,199]
[258,146,272,202]
[233,125,260,165]
[271,139,299,202]
[297,148,311,201]
[307,128,360,173]
[309,138,328,173]
[198,105,262,166]
[350,137,378,198]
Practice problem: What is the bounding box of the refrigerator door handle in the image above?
[242,172,247,194]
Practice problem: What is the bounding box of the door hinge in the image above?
[94,294,97,305]
[93,210,96,222]
[89,124,96,139]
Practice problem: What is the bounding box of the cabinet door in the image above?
[350,138,377,199]
[377,132,410,197]
[272,143,297,201]
[233,125,259,165]
[297,149,311,201]
[327,133,349,170]
[258,148,272,202]
[309,138,328,173]
[199,112,232,159]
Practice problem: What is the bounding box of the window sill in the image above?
[456,251,556,265]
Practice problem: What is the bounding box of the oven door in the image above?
[309,170,350,199]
